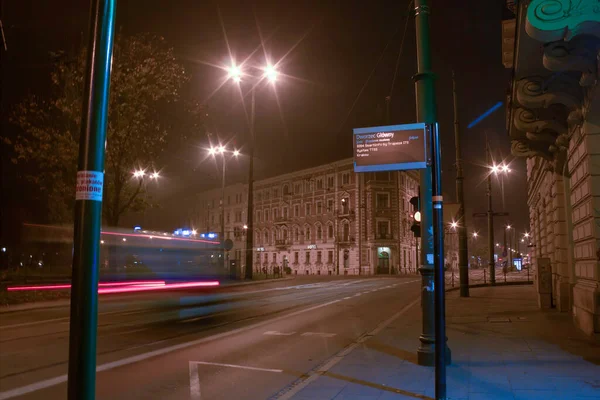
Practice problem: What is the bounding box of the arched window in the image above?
[328,223,334,239]
[343,222,350,241]
[316,224,323,240]
[305,226,311,241]
[294,226,300,242]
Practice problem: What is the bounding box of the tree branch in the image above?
[117,178,143,218]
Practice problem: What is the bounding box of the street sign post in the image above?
[353,123,428,172]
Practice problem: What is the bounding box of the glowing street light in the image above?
[506,225,512,230]
[150,172,160,180]
[450,221,458,229]
[524,232,530,238]
[233,150,240,157]
[227,65,242,83]
[264,64,278,83]
[472,232,478,238]
[192,229,197,236]
[133,169,145,178]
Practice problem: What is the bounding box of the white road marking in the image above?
[0,317,69,330]
[188,361,282,400]
[0,298,342,400]
[264,331,296,336]
[189,362,201,400]
[301,332,336,338]
[274,297,420,400]
[343,297,352,300]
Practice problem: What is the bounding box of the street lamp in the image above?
[472,232,478,238]
[226,60,281,280]
[208,144,240,270]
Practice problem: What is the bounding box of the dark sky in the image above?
[0,0,529,242]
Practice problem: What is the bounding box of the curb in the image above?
[446,280,533,292]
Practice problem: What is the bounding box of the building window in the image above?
[377,220,390,239]
[316,179,323,190]
[305,227,311,242]
[327,199,334,212]
[294,252,299,264]
[342,173,350,185]
[317,225,323,240]
[305,203,311,216]
[273,208,279,220]
[342,222,350,241]
[283,207,288,219]
[235,211,242,222]
[256,253,261,263]
[265,190,270,200]
[327,176,334,189]
[294,204,300,217]
[264,232,269,244]
[257,211,262,222]
[316,201,323,214]
[294,227,300,242]
[341,198,349,214]
[283,184,290,195]
[211,215,215,225]
[327,250,333,264]
[376,193,390,209]
[227,195,231,205]
[273,188,279,197]
[265,209,269,221]
[305,251,310,264]
[272,253,277,263]
[317,251,322,264]
[328,224,334,238]
[226,212,231,223]
[295,183,301,194]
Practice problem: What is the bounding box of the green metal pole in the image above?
[67,0,116,399]
[414,0,436,366]
[413,0,448,398]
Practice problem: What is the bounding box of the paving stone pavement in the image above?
[287,285,600,400]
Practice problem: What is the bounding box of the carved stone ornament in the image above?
[516,75,583,110]
[511,139,552,160]
[543,35,600,74]
[526,0,600,42]
[513,107,566,136]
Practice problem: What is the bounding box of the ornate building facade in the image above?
[504,0,600,335]
[190,158,420,276]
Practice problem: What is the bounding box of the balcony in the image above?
[275,239,291,249]
[336,236,354,245]
[336,209,355,219]
[374,233,394,241]
[273,216,290,225]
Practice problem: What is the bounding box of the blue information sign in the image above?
[353,123,428,172]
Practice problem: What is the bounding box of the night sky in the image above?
[0,0,528,244]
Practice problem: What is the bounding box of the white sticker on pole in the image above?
[75,171,104,201]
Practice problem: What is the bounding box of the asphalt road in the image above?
[0,276,421,400]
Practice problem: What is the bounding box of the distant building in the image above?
[503,0,600,335]
[190,158,420,276]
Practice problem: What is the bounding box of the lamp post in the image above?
[225,62,278,280]
[208,145,239,271]
[485,141,511,286]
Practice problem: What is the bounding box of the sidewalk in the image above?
[286,285,600,400]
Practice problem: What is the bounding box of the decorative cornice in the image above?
[511,139,553,159]
[516,75,583,110]
[526,0,600,42]
[513,107,566,135]
[543,35,600,74]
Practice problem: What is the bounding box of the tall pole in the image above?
[453,71,469,297]
[244,89,255,279]
[221,154,226,271]
[67,0,116,398]
[486,139,496,285]
[413,1,448,396]
[414,3,450,395]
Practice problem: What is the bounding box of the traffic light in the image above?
[410,195,421,237]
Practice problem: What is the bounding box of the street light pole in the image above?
[221,152,226,271]
[486,139,496,286]
[453,71,469,298]
[67,0,116,398]
[244,89,255,279]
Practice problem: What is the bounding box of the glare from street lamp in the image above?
[233,150,240,157]
[450,221,458,229]
[151,172,160,179]
[524,232,530,238]
[192,229,197,236]
[243,224,248,230]
[133,170,145,178]
[472,232,478,238]
[227,65,242,83]
[490,164,499,174]
[208,147,216,155]
[496,243,500,247]
[506,225,511,230]
[218,146,225,154]
[521,238,524,242]
[264,64,278,83]
[501,164,510,173]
